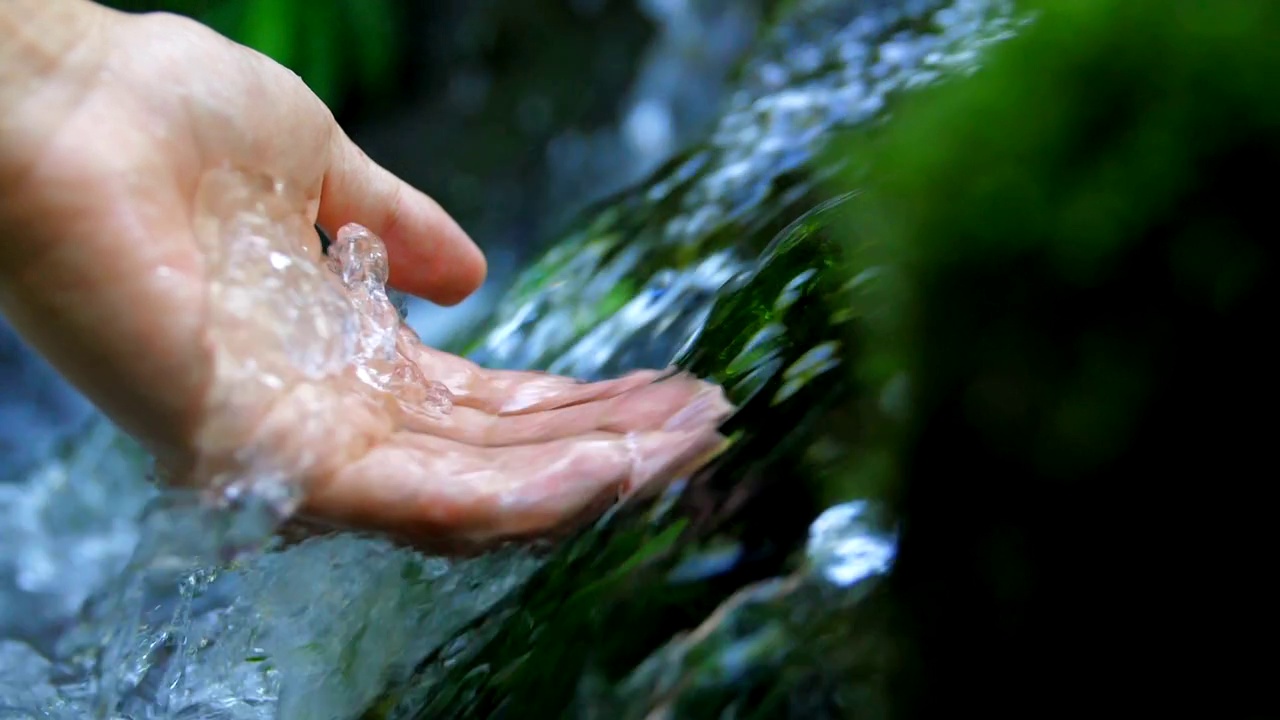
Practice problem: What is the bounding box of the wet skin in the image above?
[0,1,731,551]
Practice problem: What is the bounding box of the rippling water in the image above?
[0,1,1021,718]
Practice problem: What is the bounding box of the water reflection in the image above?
[577,502,897,720]
[807,502,896,588]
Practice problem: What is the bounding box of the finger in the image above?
[307,427,728,547]
[453,367,672,416]
[397,375,731,446]
[394,332,675,414]
[318,128,486,305]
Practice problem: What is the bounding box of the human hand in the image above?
[0,2,730,549]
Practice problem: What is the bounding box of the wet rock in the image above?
[377,196,883,719]
[0,1,1022,718]
[460,0,1020,376]
[826,1,1280,716]
[373,2,1021,715]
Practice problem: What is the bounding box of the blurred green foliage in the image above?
[823,0,1277,716]
[375,194,865,720]
[98,0,403,109]
[96,0,662,252]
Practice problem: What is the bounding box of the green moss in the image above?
[823,1,1279,716]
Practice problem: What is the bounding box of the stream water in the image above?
[0,1,1021,718]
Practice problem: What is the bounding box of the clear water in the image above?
[0,1,1021,718]
[1,186,545,720]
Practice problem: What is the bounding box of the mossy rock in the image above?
[822,0,1278,716]
[364,1,1025,717]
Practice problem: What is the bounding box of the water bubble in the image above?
[806,501,897,588]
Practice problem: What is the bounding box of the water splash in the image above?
[805,501,897,589]
[0,421,150,655]
[0,2,1023,718]
[466,0,1022,375]
[69,493,258,718]
[325,225,454,419]
[0,167,506,720]
[575,501,898,719]
[187,169,455,522]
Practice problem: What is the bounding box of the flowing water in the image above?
[0,1,1023,718]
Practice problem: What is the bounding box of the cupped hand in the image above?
[0,4,730,550]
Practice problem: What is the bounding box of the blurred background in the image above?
[3,2,1274,716]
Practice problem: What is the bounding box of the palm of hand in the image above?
[0,11,730,550]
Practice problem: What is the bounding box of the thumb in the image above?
[317,128,486,306]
